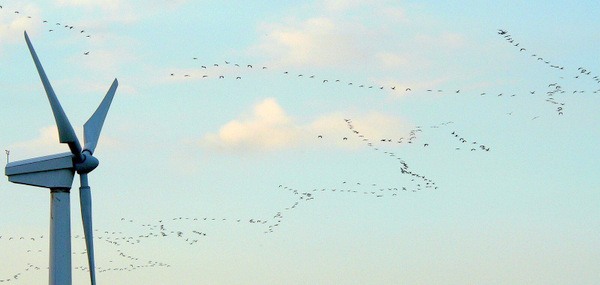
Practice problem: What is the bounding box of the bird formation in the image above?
[0,4,92,55]
[449,131,490,152]
[344,118,438,191]
[0,229,173,282]
[498,29,600,86]
[170,56,598,120]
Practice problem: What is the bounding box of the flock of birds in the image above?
[169,62,599,120]
[0,4,93,55]
[0,229,171,282]
[497,29,600,84]
[497,29,600,116]
[167,30,600,102]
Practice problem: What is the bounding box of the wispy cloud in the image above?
[252,17,357,68]
[248,0,474,93]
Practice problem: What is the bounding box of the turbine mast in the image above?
[49,188,72,285]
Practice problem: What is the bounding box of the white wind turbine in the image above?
[5,31,118,285]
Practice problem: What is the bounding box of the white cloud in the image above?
[323,0,369,10]
[249,1,468,80]
[0,4,42,44]
[198,98,411,152]
[54,0,190,24]
[8,126,68,160]
[252,17,371,68]
[201,98,299,151]
[7,126,121,161]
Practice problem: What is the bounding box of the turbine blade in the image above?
[24,31,83,161]
[79,174,96,285]
[83,79,118,154]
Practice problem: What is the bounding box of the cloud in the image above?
[0,4,42,45]
[252,17,371,68]
[54,0,190,24]
[198,98,411,152]
[54,0,139,23]
[248,1,468,83]
[201,98,299,151]
[323,0,374,11]
[7,126,121,161]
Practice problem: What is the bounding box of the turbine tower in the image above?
[5,31,118,285]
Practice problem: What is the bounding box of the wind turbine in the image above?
[5,31,118,285]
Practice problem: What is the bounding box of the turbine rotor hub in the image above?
[75,151,99,174]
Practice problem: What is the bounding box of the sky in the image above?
[0,0,599,284]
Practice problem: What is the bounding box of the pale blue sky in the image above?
[1,1,599,284]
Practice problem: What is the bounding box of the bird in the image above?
[84,51,89,55]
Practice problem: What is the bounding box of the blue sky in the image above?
[1,0,599,284]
